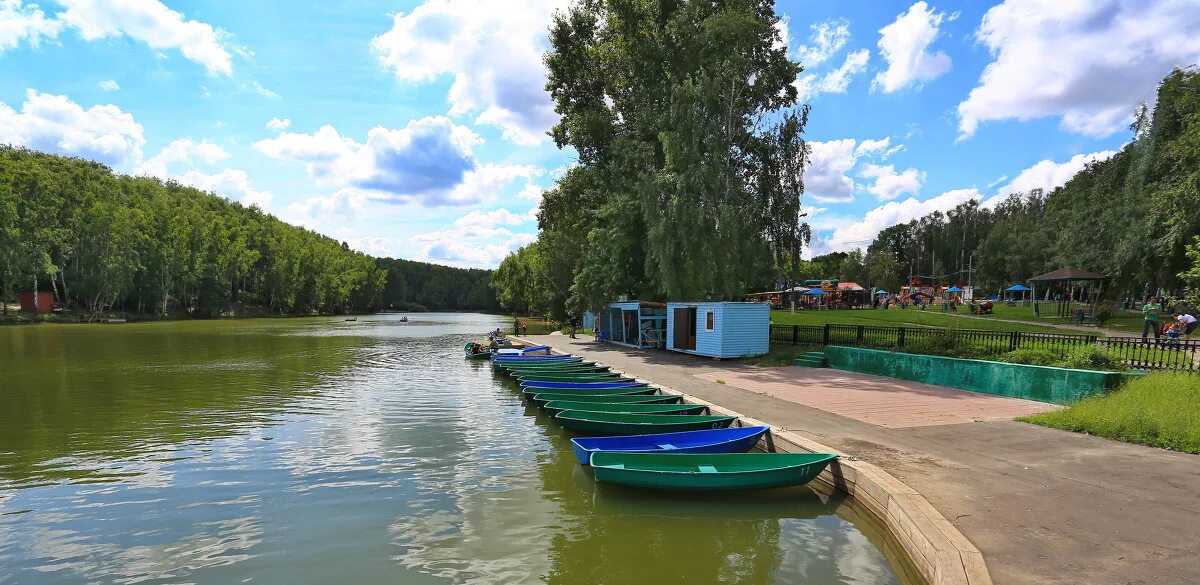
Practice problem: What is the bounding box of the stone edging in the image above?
[513,339,992,585]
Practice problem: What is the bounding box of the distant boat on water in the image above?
[345,317,357,322]
[398,316,409,322]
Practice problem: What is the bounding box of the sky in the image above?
[2,0,1198,268]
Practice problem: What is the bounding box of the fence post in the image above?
[1009,330,1019,351]
[898,327,906,348]
[792,325,799,346]
[822,324,830,346]
[856,325,864,345]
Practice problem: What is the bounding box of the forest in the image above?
[492,0,810,320]
[0,148,498,318]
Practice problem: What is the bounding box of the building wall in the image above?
[666,302,768,358]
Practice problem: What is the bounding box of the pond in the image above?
[0,313,920,584]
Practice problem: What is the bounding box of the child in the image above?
[1164,321,1182,347]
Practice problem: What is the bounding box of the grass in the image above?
[770,307,1068,333]
[1020,372,1200,453]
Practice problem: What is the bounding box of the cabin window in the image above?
[705,309,715,331]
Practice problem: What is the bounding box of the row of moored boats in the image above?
[486,351,839,491]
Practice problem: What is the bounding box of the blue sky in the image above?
[2,0,1197,267]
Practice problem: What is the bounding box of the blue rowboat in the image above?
[521,386,655,399]
[519,380,646,390]
[492,354,576,362]
[569,426,770,465]
[530,393,681,407]
[589,452,838,491]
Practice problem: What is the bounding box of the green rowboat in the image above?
[520,386,654,399]
[543,401,708,416]
[504,364,611,375]
[553,411,738,436]
[589,452,838,491]
[515,373,631,383]
[530,393,681,407]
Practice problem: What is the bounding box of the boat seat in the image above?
[656,444,677,450]
[697,466,718,473]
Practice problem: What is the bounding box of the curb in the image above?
[511,338,992,585]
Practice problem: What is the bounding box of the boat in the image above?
[552,411,738,436]
[345,317,357,322]
[589,452,838,491]
[521,385,656,399]
[399,316,408,322]
[504,364,612,375]
[530,393,682,407]
[543,401,708,417]
[492,354,577,362]
[569,426,770,466]
[519,380,648,390]
[463,343,491,360]
[515,373,630,383]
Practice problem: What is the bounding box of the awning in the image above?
[945,286,963,293]
[1005,284,1031,292]
[874,290,890,295]
[803,289,825,296]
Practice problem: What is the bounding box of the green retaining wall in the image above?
[824,346,1126,404]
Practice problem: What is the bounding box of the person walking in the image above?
[568,316,579,339]
[1142,297,1161,340]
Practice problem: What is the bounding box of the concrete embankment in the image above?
[522,335,1200,585]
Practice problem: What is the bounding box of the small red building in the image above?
[19,291,55,313]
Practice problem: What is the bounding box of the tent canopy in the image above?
[874,290,890,295]
[945,286,963,293]
[803,289,824,296]
[1006,284,1031,291]
[1028,268,1105,282]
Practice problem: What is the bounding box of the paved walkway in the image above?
[527,335,1200,585]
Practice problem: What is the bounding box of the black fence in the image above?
[769,323,1200,372]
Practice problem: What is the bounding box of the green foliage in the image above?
[1021,372,1200,453]
[1057,346,1127,372]
[997,348,1060,366]
[898,331,999,360]
[505,0,808,314]
[0,147,496,318]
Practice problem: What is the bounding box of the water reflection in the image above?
[0,314,914,584]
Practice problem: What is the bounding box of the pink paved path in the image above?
[695,367,1059,428]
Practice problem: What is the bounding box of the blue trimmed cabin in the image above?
[596,301,667,349]
[666,302,769,358]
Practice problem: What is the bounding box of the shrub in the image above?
[900,331,1001,360]
[998,348,1060,366]
[1058,346,1127,372]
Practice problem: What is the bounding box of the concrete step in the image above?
[802,351,827,359]
[793,357,827,367]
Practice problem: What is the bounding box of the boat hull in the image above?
[543,401,708,417]
[553,412,738,436]
[569,426,770,465]
[589,452,838,491]
[520,381,646,390]
[530,393,681,407]
[516,373,631,383]
[521,386,655,399]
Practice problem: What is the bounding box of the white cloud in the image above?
[794,19,850,67]
[795,49,869,101]
[371,0,567,145]
[265,117,291,132]
[135,138,229,178]
[0,89,144,166]
[805,137,901,203]
[177,168,273,209]
[958,0,1200,139]
[249,81,278,99]
[56,0,233,76]
[97,79,119,91]
[858,163,924,200]
[820,188,981,253]
[0,1,62,53]
[254,117,536,206]
[410,207,536,268]
[873,1,952,93]
[285,188,369,227]
[982,150,1118,207]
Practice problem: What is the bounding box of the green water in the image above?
[0,314,917,584]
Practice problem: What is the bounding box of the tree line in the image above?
[802,68,1200,302]
[492,0,810,320]
[0,147,499,318]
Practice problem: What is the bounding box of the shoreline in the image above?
[520,334,1200,585]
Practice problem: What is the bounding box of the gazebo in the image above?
[1028,268,1106,319]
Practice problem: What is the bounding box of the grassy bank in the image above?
[1020,373,1200,453]
[770,308,1067,333]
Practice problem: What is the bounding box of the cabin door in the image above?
[673,307,697,350]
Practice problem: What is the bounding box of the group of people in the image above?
[1142,297,1197,343]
